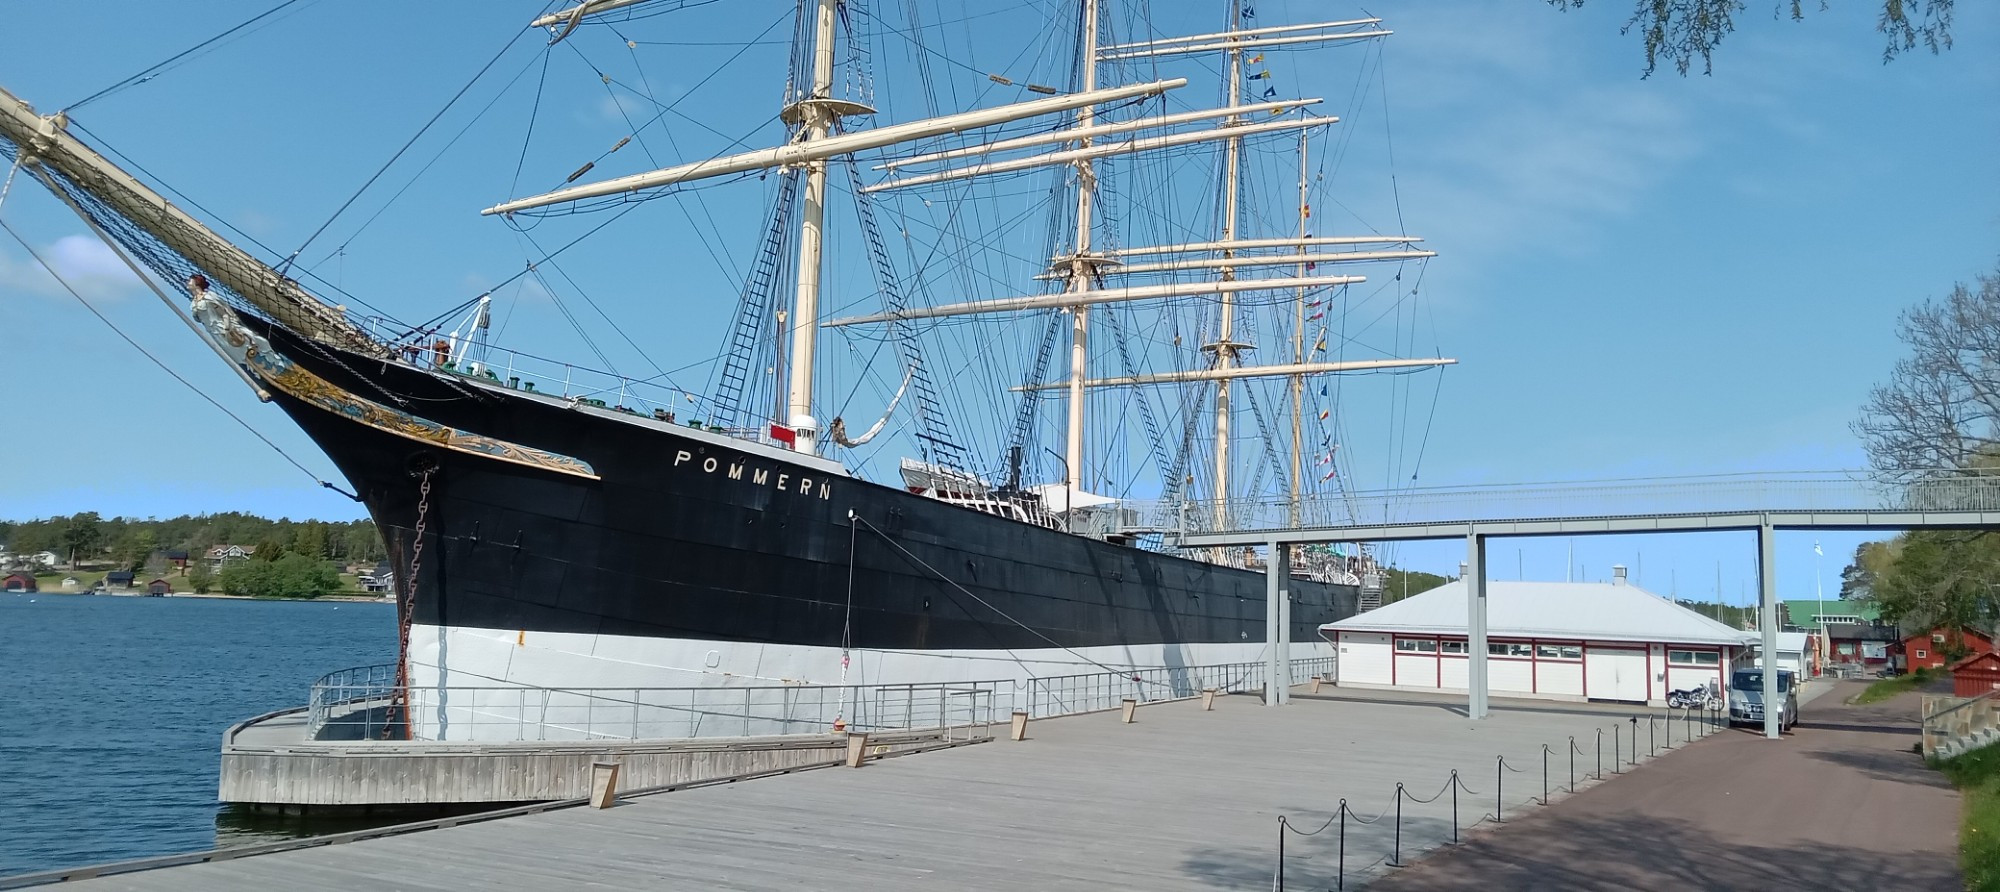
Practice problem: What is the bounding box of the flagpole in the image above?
[1815,539,1825,677]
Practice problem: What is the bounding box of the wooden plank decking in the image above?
[62,690,1707,890]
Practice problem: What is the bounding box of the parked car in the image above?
[1727,668,1799,731]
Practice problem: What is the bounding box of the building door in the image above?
[1585,647,1649,702]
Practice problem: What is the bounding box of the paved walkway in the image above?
[53,690,1676,891]
[1372,680,1961,891]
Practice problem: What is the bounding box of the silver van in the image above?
[1727,668,1799,731]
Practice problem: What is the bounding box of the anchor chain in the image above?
[390,466,434,740]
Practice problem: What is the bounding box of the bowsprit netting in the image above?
[0,90,386,358]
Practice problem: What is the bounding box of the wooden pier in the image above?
[24,688,1713,891]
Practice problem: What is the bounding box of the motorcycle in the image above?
[1666,686,1716,710]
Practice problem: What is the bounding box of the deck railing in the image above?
[306,656,1336,743]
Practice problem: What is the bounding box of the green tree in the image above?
[188,563,215,594]
[1838,540,1895,601]
[217,553,340,599]
[119,529,157,572]
[1548,0,1956,77]
[1381,567,1454,605]
[61,512,103,567]
[1871,531,2000,635]
[251,536,288,562]
[292,522,333,561]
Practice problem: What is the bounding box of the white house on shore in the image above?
[1320,568,1757,706]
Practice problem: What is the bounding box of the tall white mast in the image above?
[1210,0,1246,535]
[1063,0,1102,501]
[785,0,839,454]
[1289,127,1307,528]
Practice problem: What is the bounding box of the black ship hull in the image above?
[256,321,1355,692]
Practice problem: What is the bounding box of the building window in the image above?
[1813,614,1862,626]
[1933,633,1947,644]
[1837,642,1856,655]
[1440,640,1468,654]
[1668,649,1721,667]
[1489,642,1533,658]
[1396,638,1438,654]
[1536,644,1582,660]
[1916,649,1929,659]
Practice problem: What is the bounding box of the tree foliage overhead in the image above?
[1548,0,1957,76]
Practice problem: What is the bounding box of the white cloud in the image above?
[0,233,143,301]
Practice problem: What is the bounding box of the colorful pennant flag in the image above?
[1263,85,1278,99]
[1249,53,1265,64]
[1307,311,1324,322]
[1318,409,1330,420]
[1247,70,1271,80]
[1320,468,1338,482]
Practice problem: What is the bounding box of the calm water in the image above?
[0,593,395,876]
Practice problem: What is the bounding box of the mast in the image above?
[1064,0,1102,501]
[1210,0,1246,535]
[785,0,839,454]
[1289,128,1307,528]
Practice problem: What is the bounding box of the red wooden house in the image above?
[1904,627,1996,672]
[1951,652,2000,698]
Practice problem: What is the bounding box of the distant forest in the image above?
[0,512,385,570]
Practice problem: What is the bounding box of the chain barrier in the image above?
[1272,707,1735,891]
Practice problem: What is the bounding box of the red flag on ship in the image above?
[770,423,796,446]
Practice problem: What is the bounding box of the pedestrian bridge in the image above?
[1159,470,2000,738]
[1170,469,2000,546]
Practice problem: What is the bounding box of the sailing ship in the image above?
[0,1,1451,724]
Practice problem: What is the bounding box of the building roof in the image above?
[1774,632,1809,654]
[1324,580,1759,647]
[105,571,136,584]
[1781,600,1881,629]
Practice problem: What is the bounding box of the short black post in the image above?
[1390,783,1404,867]
[1337,799,1348,892]
[1569,736,1576,792]
[1613,725,1622,774]
[1649,714,1657,755]
[1495,756,1505,824]
[1596,728,1604,779]
[1541,744,1550,805]
[1277,817,1286,892]
[1666,706,1673,747]
[1451,771,1460,844]
[1630,716,1640,765]
[1685,704,1693,739]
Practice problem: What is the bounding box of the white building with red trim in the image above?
[1320,572,1756,706]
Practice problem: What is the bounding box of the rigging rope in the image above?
[0,216,358,500]
[283,26,532,272]
[67,0,316,111]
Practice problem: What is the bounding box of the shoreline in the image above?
[9,590,391,605]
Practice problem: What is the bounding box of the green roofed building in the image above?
[1781,600,1881,631]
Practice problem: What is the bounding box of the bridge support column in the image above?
[1266,539,1291,706]
[1467,528,1489,720]
[1758,518,1780,739]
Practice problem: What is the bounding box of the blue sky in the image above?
[0,1,1994,607]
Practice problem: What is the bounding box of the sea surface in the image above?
[0,592,395,876]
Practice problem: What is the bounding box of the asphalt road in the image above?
[1370,679,1961,891]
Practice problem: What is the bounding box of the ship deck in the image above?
[42,687,1717,891]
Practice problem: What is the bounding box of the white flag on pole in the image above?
[1814,541,1823,556]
